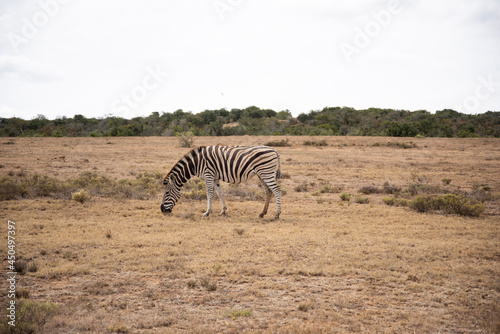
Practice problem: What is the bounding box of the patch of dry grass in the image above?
[0,136,499,333]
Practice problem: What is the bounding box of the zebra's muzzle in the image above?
[160,204,172,214]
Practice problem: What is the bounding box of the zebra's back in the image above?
[200,145,280,183]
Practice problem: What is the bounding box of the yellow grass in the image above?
[0,136,499,333]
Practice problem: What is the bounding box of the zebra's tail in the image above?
[276,151,282,180]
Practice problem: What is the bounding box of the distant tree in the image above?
[229,108,243,121]
[277,110,292,120]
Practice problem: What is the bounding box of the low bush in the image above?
[386,142,418,149]
[442,178,452,185]
[360,182,400,195]
[294,181,309,192]
[0,171,163,202]
[0,176,28,200]
[303,140,328,147]
[339,192,351,202]
[31,174,72,198]
[182,179,207,200]
[265,139,291,147]
[200,277,217,292]
[0,300,59,334]
[382,197,408,207]
[298,300,315,312]
[354,195,370,204]
[225,309,252,319]
[72,189,91,203]
[409,194,485,217]
[320,184,342,194]
[177,131,194,148]
[373,142,418,149]
[407,182,442,196]
[382,181,402,194]
[359,185,380,194]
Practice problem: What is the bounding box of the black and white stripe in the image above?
[161,145,282,219]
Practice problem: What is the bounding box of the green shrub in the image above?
[354,195,370,204]
[31,174,72,198]
[442,178,452,185]
[440,194,485,217]
[182,178,207,200]
[383,196,395,206]
[339,192,351,202]
[225,309,252,319]
[0,300,59,334]
[72,189,91,203]
[320,184,342,193]
[177,131,194,148]
[0,171,163,202]
[409,194,485,217]
[383,196,408,207]
[0,176,28,200]
[409,195,436,213]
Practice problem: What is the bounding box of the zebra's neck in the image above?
[169,147,202,186]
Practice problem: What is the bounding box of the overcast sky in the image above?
[0,0,499,120]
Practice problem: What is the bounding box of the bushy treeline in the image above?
[1,106,499,137]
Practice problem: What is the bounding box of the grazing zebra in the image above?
[160,145,282,220]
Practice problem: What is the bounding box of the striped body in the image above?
[161,145,282,219]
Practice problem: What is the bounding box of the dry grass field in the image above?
[1,136,499,333]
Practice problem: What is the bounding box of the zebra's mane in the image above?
[163,146,206,184]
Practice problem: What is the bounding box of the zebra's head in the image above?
[160,174,182,214]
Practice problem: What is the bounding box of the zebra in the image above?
[160,145,282,220]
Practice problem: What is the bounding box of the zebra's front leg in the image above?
[214,181,227,215]
[202,178,215,218]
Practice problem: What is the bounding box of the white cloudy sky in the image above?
[0,0,499,120]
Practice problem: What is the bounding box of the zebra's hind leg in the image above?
[270,183,282,221]
[259,180,272,218]
[214,181,227,215]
